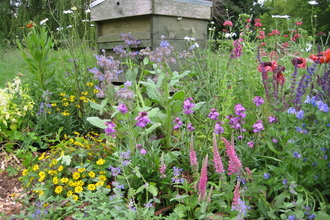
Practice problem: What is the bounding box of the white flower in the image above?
[194,42,199,48]
[272,15,290,19]
[85,8,91,13]
[81,19,90,22]
[225,32,237,38]
[305,43,313,52]
[184,36,196,41]
[63,10,73,14]
[66,25,73,29]
[90,24,95,26]
[56,27,64,31]
[210,21,214,24]
[177,17,182,21]
[308,1,318,5]
[40,18,49,25]
[71,6,77,10]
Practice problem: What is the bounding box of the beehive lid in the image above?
[91,0,212,21]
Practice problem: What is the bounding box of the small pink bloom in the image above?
[246,18,251,23]
[272,29,280,35]
[294,34,300,38]
[291,38,296,42]
[198,155,208,200]
[295,21,303,26]
[261,42,266,46]
[223,20,233,26]
[283,35,288,37]
[254,18,261,23]
[254,22,262,27]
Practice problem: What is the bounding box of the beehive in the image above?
[91,0,212,80]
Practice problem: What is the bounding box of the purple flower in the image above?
[135,111,150,127]
[112,181,125,189]
[288,215,295,220]
[159,164,167,178]
[173,117,183,129]
[252,96,265,106]
[214,121,225,134]
[187,123,195,131]
[208,108,219,120]
[108,166,121,176]
[268,116,278,123]
[140,149,147,154]
[252,119,264,133]
[272,138,277,143]
[293,152,301,158]
[234,104,246,118]
[296,110,304,120]
[282,179,288,185]
[104,121,117,137]
[308,214,316,220]
[183,98,195,115]
[118,103,128,114]
[144,202,153,208]
[172,167,184,184]
[247,141,254,148]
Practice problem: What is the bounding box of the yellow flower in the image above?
[98,175,107,182]
[106,185,111,189]
[63,102,69,107]
[93,89,99,94]
[55,186,63,194]
[61,110,70,116]
[56,107,61,111]
[71,6,77,10]
[88,171,95,178]
[72,172,80,180]
[96,158,105,165]
[68,180,75,187]
[38,191,44,196]
[33,165,39,171]
[22,169,28,176]
[95,181,104,187]
[43,203,49,208]
[38,171,46,182]
[77,180,85,186]
[60,178,69,183]
[53,177,59,185]
[99,171,106,174]
[72,195,79,201]
[74,186,83,193]
[77,167,85,173]
[38,153,46,160]
[58,165,64,172]
[75,104,81,108]
[60,93,66,97]
[86,82,94,87]
[51,159,58,166]
[87,184,96,191]
[51,103,57,107]
[67,190,73,197]
[81,91,88,96]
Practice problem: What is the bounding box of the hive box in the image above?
[91,0,212,80]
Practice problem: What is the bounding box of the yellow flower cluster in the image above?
[20,133,113,203]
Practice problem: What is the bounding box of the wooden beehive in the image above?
[90,0,212,80]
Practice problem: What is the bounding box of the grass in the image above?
[0,47,25,88]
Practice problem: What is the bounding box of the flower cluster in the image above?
[20,133,112,202]
[172,167,185,184]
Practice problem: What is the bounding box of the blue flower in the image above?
[296,110,304,119]
[308,214,316,219]
[263,173,270,179]
[288,215,295,220]
[282,179,288,184]
[287,107,296,114]
[293,152,301,158]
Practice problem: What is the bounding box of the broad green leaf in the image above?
[89,100,101,111]
[57,155,72,166]
[144,123,161,135]
[86,117,109,129]
[171,90,185,101]
[147,185,158,197]
[192,101,205,111]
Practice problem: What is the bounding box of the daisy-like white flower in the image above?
[40,18,49,25]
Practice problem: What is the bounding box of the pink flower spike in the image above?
[213,133,225,174]
[198,154,208,201]
[189,135,198,170]
[221,137,242,175]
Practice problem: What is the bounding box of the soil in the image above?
[0,152,25,220]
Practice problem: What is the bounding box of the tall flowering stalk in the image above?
[198,154,208,201]
[189,135,198,171]
[213,133,224,174]
[221,137,242,175]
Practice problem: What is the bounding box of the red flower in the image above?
[295,21,303,26]
[283,35,288,37]
[26,21,34,28]
[257,60,278,76]
[273,65,286,85]
[223,20,233,26]
[246,18,251,23]
[294,34,300,38]
[254,18,261,23]
[291,57,306,68]
[272,29,281,35]
[309,49,330,64]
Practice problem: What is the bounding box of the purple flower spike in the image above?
[252,96,265,106]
